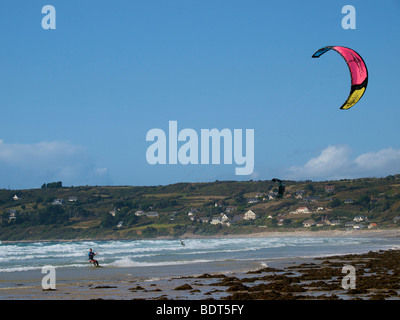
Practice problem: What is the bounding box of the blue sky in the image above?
[0,0,399,189]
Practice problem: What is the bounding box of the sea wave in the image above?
[106,257,215,268]
[1,237,399,274]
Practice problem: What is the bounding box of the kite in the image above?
[312,46,368,110]
[272,178,285,198]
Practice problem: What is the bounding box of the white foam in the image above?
[106,257,214,268]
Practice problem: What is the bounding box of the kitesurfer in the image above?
[88,248,99,266]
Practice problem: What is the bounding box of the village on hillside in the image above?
[1,176,400,240]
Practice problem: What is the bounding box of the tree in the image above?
[330,198,342,208]
[42,181,63,189]
[100,213,115,228]
[306,184,315,193]
[142,226,158,237]
[358,195,371,208]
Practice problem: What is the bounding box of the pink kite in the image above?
[312,46,368,110]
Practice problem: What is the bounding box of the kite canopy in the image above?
[312,46,368,110]
[272,178,285,198]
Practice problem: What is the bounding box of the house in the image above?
[277,219,284,226]
[344,199,354,204]
[52,199,64,205]
[353,224,365,230]
[225,206,237,213]
[255,193,265,198]
[68,196,78,202]
[210,217,222,225]
[315,220,331,227]
[304,196,320,202]
[303,219,315,228]
[12,194,19,201]
[135,210,145,216]
[296,207,310,214]
[199,217,210,223]
[214,201,223,207]
[231,214,243,224]
[368,223,378,229]
[247,198,259,204]
[345,221,356,228]
[146,212,159,218]
[330,220,341,226]
[8,209,17,221]
[244,210,256,220]
[117,221,124,228]
[220,213,230,222]
[325,185,335,193]
[394,216,400,223]
[188,208,198,216]
[109,209,116,217]
[353,215,365,222]
[268,191,278,200]
[317,207,324,211]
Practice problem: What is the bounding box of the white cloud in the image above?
[0,140,112,189]
[283,145,400,181]
[354,148,400,171]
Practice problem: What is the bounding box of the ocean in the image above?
[2,236,400,276]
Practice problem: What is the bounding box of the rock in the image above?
[174,283,193,290]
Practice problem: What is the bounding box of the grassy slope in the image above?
[1,176,400,240]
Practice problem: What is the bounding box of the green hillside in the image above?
[2,175,400,241]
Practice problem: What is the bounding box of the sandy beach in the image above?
[1,229,400,300]
[2,247,400,300]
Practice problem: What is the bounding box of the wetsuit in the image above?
[88,251,98,266]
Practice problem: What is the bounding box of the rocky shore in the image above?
[162,249,400,300]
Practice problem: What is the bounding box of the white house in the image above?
[188,208,198,216]
[52,199,64,205]
[247,198,259,204]
[220,213,230,222]
[210,217,221,225]
[8,210,17,221]
[296,207,310,214]
[13,195,19,201]
[353,215,365,222]
[135,210,145,216]
[244,210,256,220]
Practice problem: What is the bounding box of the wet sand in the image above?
[2,248,400,300]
